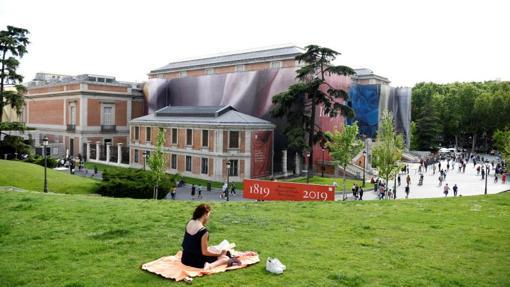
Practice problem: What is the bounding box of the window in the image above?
[146,127,151,142]
[69,105,76,125]
[172,128,177,144]
[102,106,113,125]
[229,131,239,148]
[228,159,238,176]
[270,61,282,69]
[235,64,246,72]
[105,78,113,83]
[171,154,177,169]
[134,126,139,140]
[205,68,214,75]
[134,149,139,163]
[186,156,192,172]
[202,130,208,147]
[186,129,193,146]
[179,71,187,77]
[201,158,208,174]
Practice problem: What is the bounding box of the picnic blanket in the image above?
[141,250,260,281]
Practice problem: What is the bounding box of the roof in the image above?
[150,45,304,74]
[130,105,275,128]
[353,68,390,84]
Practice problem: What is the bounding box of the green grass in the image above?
[84,161,129,175]
[287,176,374,190]
[0,160,98,194]
[0,190,508,286]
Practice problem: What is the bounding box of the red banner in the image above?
[250,131,273,178]
[243,179,335,201]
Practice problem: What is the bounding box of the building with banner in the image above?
[23,73,145,160]
[129,105,274,182]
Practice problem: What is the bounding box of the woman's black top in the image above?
[181,224,217,268]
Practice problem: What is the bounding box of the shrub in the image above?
[97,168,174,199]
[25,154,59,168]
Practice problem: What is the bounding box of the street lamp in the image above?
[306,152,311,183]
[43,136,48,193]
[485,164,489,195]
[143,151,147,171]
[362,150,367,187]
[321,148,325,177]
[226,161,231,202]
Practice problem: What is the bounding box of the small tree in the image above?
[148,128,167,200]
[372,112,404,198]
[0,26,30,127]
[325,122,364,200]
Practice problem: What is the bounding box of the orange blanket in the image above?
[141,251,260,281]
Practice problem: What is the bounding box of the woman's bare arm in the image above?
[201,232,225,257]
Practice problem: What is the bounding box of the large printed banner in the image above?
[243,179,335,201]
[251,131,273,178]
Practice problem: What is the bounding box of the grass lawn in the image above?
[0,160,98,194]
[0,190,509,286]
[287,176,374,190]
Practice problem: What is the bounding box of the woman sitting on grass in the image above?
[181,204,240,270]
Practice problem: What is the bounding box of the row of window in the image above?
[133,127,240,148]
[133,149,239,176]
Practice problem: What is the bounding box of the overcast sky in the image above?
[0,0,508,86]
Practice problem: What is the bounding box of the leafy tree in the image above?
[409,121,419,150]
[272,45,355,176]
[325,122,364,200]
[372,111,404,197]
[414,95,441,150]
[493,129,510,161]
[0,26,30,125]
[148,128,167,200]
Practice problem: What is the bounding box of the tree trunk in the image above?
[455,135,458,151]
[0,48,7,129]
[308,92,316,179]
[343,164,347,200]
[471,133,477,154]
[393,176,397,199]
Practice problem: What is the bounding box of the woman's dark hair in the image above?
[192,204,211,220]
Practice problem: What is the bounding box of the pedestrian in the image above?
[406,164,410,174]
[352,184,357,199]
[93,165,98,176]
[197,185,203,200]
[447,162,450,170]
[405,185,410,199]
[397,175,401,186]
[481,168,485,180]
[230,184,236,196]
[494,174,498,183]
[191,184,196,200]
[438,175,443,186]
[443,183,450,197]
[462,163,466,173]
[439,162,442,170]
[433,164,436,175]
[221,181,228,199]
[502,173,507,184]
[453,184,458,196]
[443,169,447,180]
[359,187,364,200]
[171,187,176,200]
[406,175,411,186]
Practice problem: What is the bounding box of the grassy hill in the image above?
[0,190,508,286]
[0,160,98,194]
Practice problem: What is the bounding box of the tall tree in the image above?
[372,111,404,197]
[272,45,355,176]
[148,128,167,200]
[0,26,30,123]
[325,122,364,200]
[414,94,441,150]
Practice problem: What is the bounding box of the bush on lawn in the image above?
[26,154,59,168]
[97,168,175,199]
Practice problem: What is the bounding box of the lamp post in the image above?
[143,151,147,171]
[321,148,325,177]
[362,150,367,188]
[306,152,311,183]
[43,136,48,193]
[226,161,231,202]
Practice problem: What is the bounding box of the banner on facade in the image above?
[250,131,272,178]
[243,179,335,201]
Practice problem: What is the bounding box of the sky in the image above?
[0,0,509,87]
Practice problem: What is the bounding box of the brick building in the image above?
[23,73,145,159]
[129,106,275,182]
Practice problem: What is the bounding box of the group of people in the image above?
[350,183,364,200]
[221,182,237,199]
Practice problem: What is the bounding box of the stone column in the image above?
[86,141,90,161]
[117,143,122,164]
[106,143,111,163]
[282,150,288,177]
[295,152,301,175]
[96,142,101,161]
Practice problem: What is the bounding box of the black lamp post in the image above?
[226,161,231,202]
[485,164,489,195]
[43,136,48,193]
[143,151,147,171]
[321,148,325,177]
[306,152,311,183]
[362,150,367,188]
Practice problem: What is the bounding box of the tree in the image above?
[414,95,441,150]
[272,45,355,177]
[372,111,404,198]
[325,122,364,200]
[148,128,167,200]
[0,26,30,124]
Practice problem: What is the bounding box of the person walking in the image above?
[405,185,410,199]
[191,184,196,200]
[171,187,177,200]
[197,185,203,200]
[397,175,401,186]
[433,164,436,175]
[502,173,507,184]
[230,184,236,196]
[453,184,458,196]
[494,174,498,183]
[359,187,364,200]
[406,175,411,186]
[481,168,485,180]
[443,183,450,197]
[438,174,443,186]
[462,163,466,173]
[352,184,357,200]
